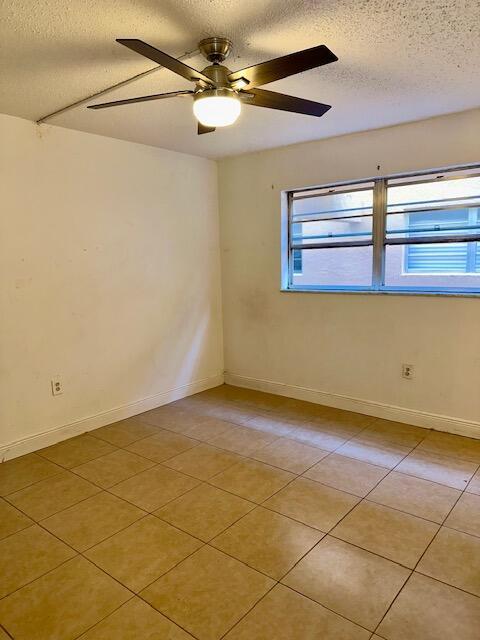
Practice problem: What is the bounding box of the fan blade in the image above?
[198,122,216,135]
[117,39,215,87]
[88,90,194,110]
[240,88,331,117]
[228,45,337,89]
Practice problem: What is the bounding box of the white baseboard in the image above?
[225,372,480,440]
[1,373,224,462]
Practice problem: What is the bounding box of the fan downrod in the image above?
[198,37,232,63]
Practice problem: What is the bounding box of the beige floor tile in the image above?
[267,408,310,424]
[288,423,351,451]
[141,545,273,640]
[225,583,371,640]
[125,430,198,463]
[170,395,211,413]
[318,406,374,426]
[0,556,130,640]
[163,444,240,480]
[79,597,195,639]
[252,438,329,474]
[416,431,480,463]
[356,420,428,448]
[0,453,61,496]
[0,525,76,598]
[0,498,32,540]
[72,449,155,488]
[137,405,210,432]
[467,468,480,495]
[210,459,294,503]
[311,410,372,437]
[395,449,477,490]
[184,417,239,441]
[6,471,100,520]
[208,425,278,456]
[332,501,439,568]
[377,573,480,640]
[265,477,359,531]
[304,454,389,497]
[91,418,159,447]
[336,439,411,469]
[245,414,295,437]
[188,402,259,427]
[417,527,480,596]
[235,392,289,414]
[205,384,252,400]
[38,435,117,468]
[277,401,329,422]
[85,515,202,592]
[212,506,323,579]
[155,483,254,541]
[110,465,199,511]
[444,492,480,536]
[42,491,145,551]
[368,471,461,523]
[228,392,272,409]
[283,536,410,631]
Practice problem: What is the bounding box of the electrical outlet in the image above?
[51,376,63,396]
[402,364,414,380]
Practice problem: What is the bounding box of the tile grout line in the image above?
[218,584,279,640]
[0,622,14,640]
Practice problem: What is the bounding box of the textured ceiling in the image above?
[1,0,479,158]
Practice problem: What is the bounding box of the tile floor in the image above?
[1,385,479,640]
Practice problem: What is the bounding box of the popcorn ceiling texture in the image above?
[1,0,479,157]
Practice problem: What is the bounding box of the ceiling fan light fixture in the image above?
[193,90,241,127]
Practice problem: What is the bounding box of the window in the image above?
[284,165,480,294]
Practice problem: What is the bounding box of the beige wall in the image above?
[1,114,224,457]
[219,109,480,432]
[2,108,479,457]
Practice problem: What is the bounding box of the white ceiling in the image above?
[2,0,479,158]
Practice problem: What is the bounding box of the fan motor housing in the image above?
[200,63,231,88]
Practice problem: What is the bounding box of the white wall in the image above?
[219,109,480,436]
[1,114,224,458]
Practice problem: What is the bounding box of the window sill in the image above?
[281,287,480,298]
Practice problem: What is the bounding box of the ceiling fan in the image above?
[88,37,338,134]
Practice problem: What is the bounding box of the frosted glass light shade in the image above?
[193,95,241,127]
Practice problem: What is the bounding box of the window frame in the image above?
[283,163,480,296]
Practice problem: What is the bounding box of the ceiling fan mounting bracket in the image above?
[198,37,232,63]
